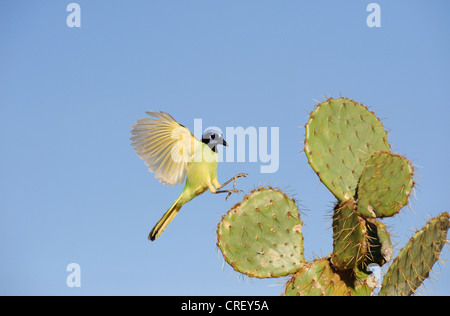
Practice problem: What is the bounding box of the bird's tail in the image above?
[148,194,184,241]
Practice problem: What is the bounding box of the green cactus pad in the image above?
[379,212,450,296]
[364,218,393,267]
[357,151,414,218]
[304,97,390,201]
[353,266,378,296]
[284,258,374,296]
[331,199,369,270]
[216,187,305,278]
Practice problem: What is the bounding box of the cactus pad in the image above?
[331,199,369,270]
[379,212,450,296]
[304,97,390,201]
[216,187,305,278]
[357,151,414,218]
[284,258,374,296]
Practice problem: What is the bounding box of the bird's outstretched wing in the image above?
[130,111,201,186]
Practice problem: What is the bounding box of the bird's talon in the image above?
[232,173,248,189]
[220,189,242,200]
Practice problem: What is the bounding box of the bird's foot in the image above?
[215,189,243,201]
[231,173,248,189]
[215,173,248,200]
[217,173,248,190]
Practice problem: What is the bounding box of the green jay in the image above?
[131,111,246,241]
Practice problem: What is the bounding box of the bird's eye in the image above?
[211,134,216,140]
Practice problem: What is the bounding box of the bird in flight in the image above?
[130,111,247,241]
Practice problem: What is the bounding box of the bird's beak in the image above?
[222,139,228,147]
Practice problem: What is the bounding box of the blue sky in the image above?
[1,1,449,295]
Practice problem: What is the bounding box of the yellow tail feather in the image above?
[148,194,184,241]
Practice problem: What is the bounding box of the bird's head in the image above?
[202,129,228,153]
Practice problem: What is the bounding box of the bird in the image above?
[130,111,247,241]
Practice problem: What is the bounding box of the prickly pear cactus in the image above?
[357,151,414,218]
[331,199,368,270]
[216,187,305,278]
[284,258,375,296]
[379,212,450,296]
[304,98,390,201]
[215,97,449,296]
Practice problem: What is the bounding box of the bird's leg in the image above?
[215,173,248,190]
[214,189,242,201]
[213,173,248,200]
